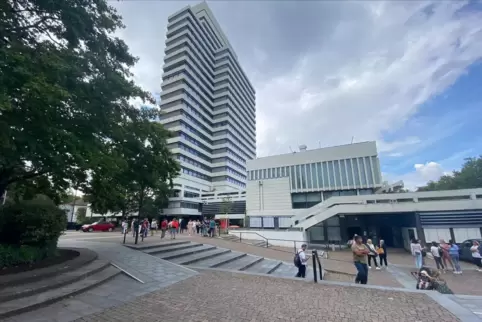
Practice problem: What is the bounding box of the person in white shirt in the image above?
[470,240,482,272]
[295,244,309,278]
[411,239,423,269]
[430,241,445,272]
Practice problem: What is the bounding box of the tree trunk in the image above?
[0,183,7,205]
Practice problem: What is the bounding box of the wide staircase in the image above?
[128,240,312,278]
[0,248,120,319]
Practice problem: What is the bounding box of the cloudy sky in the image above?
[112,0,482,190]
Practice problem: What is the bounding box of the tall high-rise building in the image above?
[160,2,256,217]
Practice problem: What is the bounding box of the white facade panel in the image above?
[423,228,451,243]
[246,177,292,213]
[453,228,481,242]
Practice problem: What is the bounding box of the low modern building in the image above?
[241,142,482,249]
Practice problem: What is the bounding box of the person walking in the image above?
[150,219,157,236]
[449,241,462,274]
[352,235,370,284]
[411,239,423,269]
[131,218,136,237]
[295,244,308,278]
[209,218,216,237]
[378,239,388,268]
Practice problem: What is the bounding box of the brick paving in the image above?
[74,270,459,322]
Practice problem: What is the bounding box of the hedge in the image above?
[0,197,66,268]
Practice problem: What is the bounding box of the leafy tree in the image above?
[75,207,86,224]
[0,0,152,198]
[84,108,179,220]
[418,156,482,191]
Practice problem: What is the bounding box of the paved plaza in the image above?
[74,270,459,322]
[5,231,481,321]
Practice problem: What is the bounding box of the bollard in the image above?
[312,250,318,283]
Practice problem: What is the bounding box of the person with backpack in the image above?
[294,244,308,278]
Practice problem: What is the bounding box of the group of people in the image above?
[350,235,388,284]
[120,217,219,241]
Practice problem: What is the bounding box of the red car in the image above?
[82,221,115,232]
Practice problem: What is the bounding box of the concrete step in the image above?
[252,240,269,247]
[143,242,203,255]
[0,265,120,319]
[216,254,263,271]
[270,262,300,278]
[171,248,232,265]
[222,235,239,241]
[126,240,190,251]
[0,259,111,303]
[192,251,247,268]
[244,259,283,275]
[157,244,217,260]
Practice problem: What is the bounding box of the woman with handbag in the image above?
[366,239,380,270]
[378,239,388,268]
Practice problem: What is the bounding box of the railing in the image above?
[229,231,332,255]
[312,250,323,283]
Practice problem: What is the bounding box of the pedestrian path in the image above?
[59,239,197,287]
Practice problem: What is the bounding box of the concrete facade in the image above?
[159,2,256,217]
[246,141,383,219]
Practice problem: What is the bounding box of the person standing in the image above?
[170,218,179,239]
[439,239,454,271]
[411,239,423,269]
[352,235,370,284]
[209,218,216,237]
[160,218,168,239]
[378,239,388,268]
[366,239,380,270]
[150,219,157,236]
[187,220,193,236]
[449,241,462,274]
[430,241,445,273]
[470,240,482,272]
[131,218,136,237]
[295,244,309,278]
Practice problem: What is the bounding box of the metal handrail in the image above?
[312,250,323,283]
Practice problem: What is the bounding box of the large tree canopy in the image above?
[418,156,482,191]
[0,0,178,205]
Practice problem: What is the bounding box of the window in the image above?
[372,156,381,184]
[311,163,317,189]
[291,192,322,209]
[295,165,301,190]
[306,164,312,189]
[346,159,354,186]
[322,162,329,188]
[333,160,340,188]
[352,158,360,186]
[290,166,296,189]
[360,157,368,186]
[316,162,323,189]
[327,161,335,188]
[365,156,374,185]
[263,169,267,179]
[340,159,347,187]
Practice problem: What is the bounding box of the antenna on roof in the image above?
[318,141,321,148]
[351,136,354,144]
[289,146,293,153]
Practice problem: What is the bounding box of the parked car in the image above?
[458,239,482,261]
[82,221,115,232]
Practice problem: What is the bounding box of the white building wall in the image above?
[246,177,291,213]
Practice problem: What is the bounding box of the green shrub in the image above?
[0,244,57,268]
[0,198,67,247]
